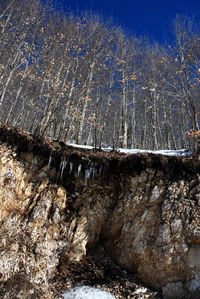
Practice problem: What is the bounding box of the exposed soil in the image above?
[0,122,199,182]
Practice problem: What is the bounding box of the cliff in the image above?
[0,124,200,298]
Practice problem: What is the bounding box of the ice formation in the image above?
[60,160,67,179]
[78,164,82,177]
[85,168,91,186]
[69,162,73,174]
[48,155,52,169]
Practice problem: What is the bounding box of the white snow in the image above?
[66,142,94,150]
[65,142,192,156]
[117,148,192,156]
[60,286,116,299]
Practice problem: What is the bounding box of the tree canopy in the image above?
[0,0,200,150]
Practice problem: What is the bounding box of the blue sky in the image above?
[52,0,200,43]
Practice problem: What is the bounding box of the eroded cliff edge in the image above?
[0,124,200,298]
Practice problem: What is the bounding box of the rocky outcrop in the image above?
[103,170,200,298]
[0,124,200,298]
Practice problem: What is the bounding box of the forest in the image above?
[0,0,200,151]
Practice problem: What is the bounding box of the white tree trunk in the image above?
[131,85,136,148]
[77,60,95,144]
[0,39,24,107]
[121,70,128,148]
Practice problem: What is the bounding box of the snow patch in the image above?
[65,143,192,156]
[60,285,116,299]
[114,148,192,156]
[66,142,94,150]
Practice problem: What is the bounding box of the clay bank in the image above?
[0,123,200,298]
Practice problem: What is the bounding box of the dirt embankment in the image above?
[0,123,200,299]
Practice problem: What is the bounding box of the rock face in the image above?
[0,124,200,298]
[103,170,200,298]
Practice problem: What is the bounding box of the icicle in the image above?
[92,167,97,178]
[69,162,73,174]
[90,167,93,178]
[78,164,82,177]
[48,156,52,170]
[85,168,91,186]
[60,160,67,179]
[98,167,103,175]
